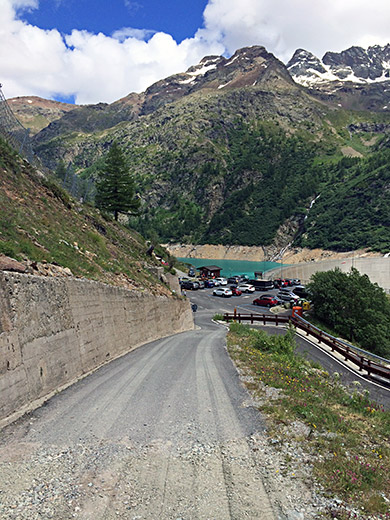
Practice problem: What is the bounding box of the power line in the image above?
[0,83,40,167]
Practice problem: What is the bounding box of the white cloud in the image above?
[1,0,390,104]
[0,0,224,103]
[200,0,390,62]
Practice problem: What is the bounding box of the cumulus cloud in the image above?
[1,0,390,104]
[200,0,390,62]
[0,0,223,104]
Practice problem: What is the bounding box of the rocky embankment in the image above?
[166,243,381,264]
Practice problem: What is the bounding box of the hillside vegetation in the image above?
[28,46,390,253]
[300,149,390,252]
[0,138,169,294]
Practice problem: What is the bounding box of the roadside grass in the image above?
[227,323,390,518]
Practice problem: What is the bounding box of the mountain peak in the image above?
[140,45,294,114]
[289,43,390,86]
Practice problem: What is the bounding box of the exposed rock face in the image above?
[287,44,390,86]
[287,44,390,112]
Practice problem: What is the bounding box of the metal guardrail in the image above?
[222,312,390,386]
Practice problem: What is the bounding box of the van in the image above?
[248,279,274,291]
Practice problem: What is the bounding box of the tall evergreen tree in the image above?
[95,142,140,221]
[55,159,67,182]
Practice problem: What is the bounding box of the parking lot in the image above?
[182,282,293,317]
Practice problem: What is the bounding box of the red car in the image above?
[230,286,242,296]
[273,278,288,288]
[253,295,280,307]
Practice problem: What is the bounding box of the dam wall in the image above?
[0,272,194,426]
[266,257,390,293]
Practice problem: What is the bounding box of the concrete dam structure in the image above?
[0,272,194,426]
[267,257,390,293]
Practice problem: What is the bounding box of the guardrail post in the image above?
[250,314,253,324]
[238,313,241,323]
[344,346,349,361]
[318,330,322,344]
[263,314,266,325]
[276,315,279,326]
[359,356,365,371]
[367,359,371,375]
[331,339,336,352]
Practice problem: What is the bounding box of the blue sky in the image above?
[22,0,208,43]
[2,0,390,104]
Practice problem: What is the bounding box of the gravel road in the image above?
[0,289,333,519]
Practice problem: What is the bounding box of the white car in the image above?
[215,277,228,285]
[238,284,255,293]
[213,287,233,297]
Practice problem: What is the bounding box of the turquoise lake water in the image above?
[177,257,287,278]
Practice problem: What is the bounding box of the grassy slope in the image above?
[0,138,170,294]
[228,323,390,519]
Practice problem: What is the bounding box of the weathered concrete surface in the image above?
[0,272,194,425]
[266,257,390,292]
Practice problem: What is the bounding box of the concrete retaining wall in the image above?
[0,272,194,425]
[266,257,390,292]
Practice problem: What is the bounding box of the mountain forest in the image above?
[4,44,390,254]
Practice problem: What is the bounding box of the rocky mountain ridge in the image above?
[31,45,295,147]
[287,45,390,112]
[9,43,390,141]
[287,44,390,86]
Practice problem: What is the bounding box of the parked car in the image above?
[292,286,309,298]
[253,295,280,307]
[273,278,288,288]
[215,277,228,286]
[180,280,199,290]
[230,286,242,296]
[238,283,255,293]
[204,279,216,288]
[277,289,300,303]
[291,278,301,285]
[197,280,205,289]
[227,276,240,284]
[213,287,233,297]
[188,268,196,277]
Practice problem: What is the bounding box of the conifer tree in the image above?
[95,142,140,221]
[55,159,67,182]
